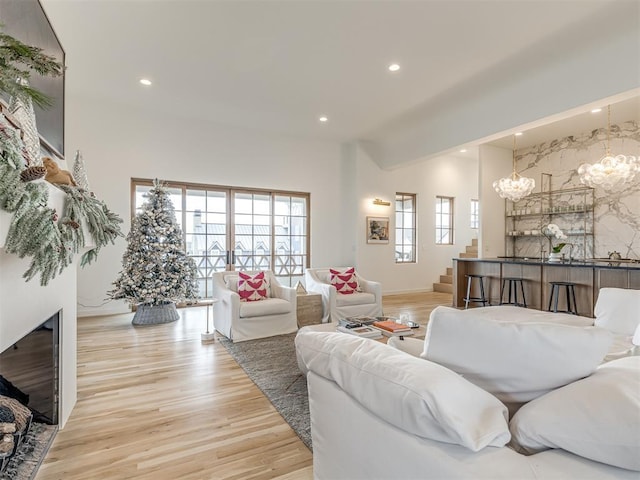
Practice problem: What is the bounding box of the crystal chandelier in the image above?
[578,105,639,190]
[493,135,535,202]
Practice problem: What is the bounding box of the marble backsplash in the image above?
[512,120,640,260]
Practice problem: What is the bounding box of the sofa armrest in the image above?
[276,284,297,306]
[305,270,335,323]
[212,273,240,337]
[359,277,382,300]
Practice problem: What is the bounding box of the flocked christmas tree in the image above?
[71,150,90,191]
[109,179,199,325]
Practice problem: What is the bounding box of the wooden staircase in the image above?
[433,239,477,293]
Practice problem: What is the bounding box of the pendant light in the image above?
[577,105,638,190]
[493,135,535,202]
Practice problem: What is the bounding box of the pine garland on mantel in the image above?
[0,113,123,285]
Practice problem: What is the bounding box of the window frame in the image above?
[395,192,417,263]
[435,195,454,245]
[470,199,479,230]
[131,178,311,293]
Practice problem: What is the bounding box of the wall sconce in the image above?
[372,198,391,206]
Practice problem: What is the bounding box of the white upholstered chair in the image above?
[304,267,382,323]
[211,270,297,342]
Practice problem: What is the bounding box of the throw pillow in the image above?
[295,330,511,452]
[422,306,613,403]
[510,356,640,471]
[594,287,640,336]
[329,267,360,295]
[238,271,270,302]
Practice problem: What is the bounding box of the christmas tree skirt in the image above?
[132,303,179,325]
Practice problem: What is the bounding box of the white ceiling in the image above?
[40,0,639,161]
[486,94,640,150]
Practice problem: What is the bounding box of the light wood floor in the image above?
[36,291,452,480]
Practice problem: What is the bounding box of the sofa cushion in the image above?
[330,267,361,294]
[594,288,640,336]
[422,306,613,403]
[239,298,291,318]
[434,305,594,327]
[238,271,270,302]
[335,291,376,307]
[510,356,640,471]
[295,330,511,452]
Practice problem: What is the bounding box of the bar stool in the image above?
[499,277,527,307]
[463,274,489,309]
[548,281,578,315]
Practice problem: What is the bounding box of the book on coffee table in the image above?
[371,320,414,337]
[343,315,379,326]
[337,325,383,339]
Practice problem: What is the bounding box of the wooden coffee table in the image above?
[299,321,426,344]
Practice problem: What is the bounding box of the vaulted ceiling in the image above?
[41,0,640,166]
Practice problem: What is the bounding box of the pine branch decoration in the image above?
[0,28,64,108]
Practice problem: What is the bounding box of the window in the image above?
[395,193,416,263]
[435,196,454,245]
[470,199,479,229]
[132,179,310,297]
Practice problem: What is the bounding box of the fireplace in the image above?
[0,312,60,474]
[0,312,60,425]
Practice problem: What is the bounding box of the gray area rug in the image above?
[0,423,57,480]
[219,333,311,450]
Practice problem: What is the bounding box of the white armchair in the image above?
[305,267,382,323]
[212,270,297,342]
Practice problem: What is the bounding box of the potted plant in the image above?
[543,223,568,262]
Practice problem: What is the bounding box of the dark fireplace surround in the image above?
[0,312,60,470]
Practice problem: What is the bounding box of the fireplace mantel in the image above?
[0,181,77,428]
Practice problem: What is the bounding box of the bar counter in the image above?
[453,257,640,317]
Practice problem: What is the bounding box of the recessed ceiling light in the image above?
[515,132,523,136]
[591,108,602,113]
[459,149,467,153]
[139,78,152,86]
[388,63,400,72]
[318,116,328,123]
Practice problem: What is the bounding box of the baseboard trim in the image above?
[382,287,434,296]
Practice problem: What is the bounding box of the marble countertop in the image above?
[455,257,640,270]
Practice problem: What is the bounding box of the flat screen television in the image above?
[0,0,65,158]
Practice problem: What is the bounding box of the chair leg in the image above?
[570,285,578,315]
[479,277,487,306]
[465,277,472,309]
[548,286,554,311]
[520,280,527,308]
[500,280,506,305]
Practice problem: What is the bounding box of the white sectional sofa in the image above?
[295,288,640,479]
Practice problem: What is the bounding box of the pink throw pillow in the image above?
[330,267,361,295]
[238,271,269,302]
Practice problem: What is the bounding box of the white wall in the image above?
[66,92,482,313]
[67,96,349,316]
[352,144,479,294]
[478,144,511,258]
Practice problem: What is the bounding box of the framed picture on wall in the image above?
[366,216,389,244]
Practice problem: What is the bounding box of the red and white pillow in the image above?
[330,267,361,295]
[238,271,270,302]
